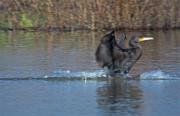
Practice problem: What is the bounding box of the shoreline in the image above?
[0,27,179,32]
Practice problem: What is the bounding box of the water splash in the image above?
[44,69,179,80]
[139,70,179,80]
[44,69,108,80]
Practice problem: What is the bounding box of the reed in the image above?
[0,0,179,31]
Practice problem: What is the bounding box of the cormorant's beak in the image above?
[138,37,154,42]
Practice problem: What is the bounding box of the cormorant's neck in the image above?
[129,41,142,58]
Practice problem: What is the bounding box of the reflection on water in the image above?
[0,31,100,78]
[0,30,180,116]
[96,79,143,115]
[1,79,180,116]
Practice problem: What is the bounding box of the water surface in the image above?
[0,30,180,116]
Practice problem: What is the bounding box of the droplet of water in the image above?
[66,70,70,73]
[44,75,48,78]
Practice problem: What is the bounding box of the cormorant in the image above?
[95,31,153,76]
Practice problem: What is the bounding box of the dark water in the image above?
[0,30,180,116]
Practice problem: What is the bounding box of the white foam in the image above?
[46,69,108,79]
[139,70,177,80]
[44,69,179,80]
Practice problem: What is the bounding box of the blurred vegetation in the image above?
[0,0,179,31]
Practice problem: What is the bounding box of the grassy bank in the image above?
[0,0,179,31]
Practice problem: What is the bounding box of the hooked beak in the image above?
[138,37,154,42]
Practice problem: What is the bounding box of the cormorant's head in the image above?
[130,36,139,44]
